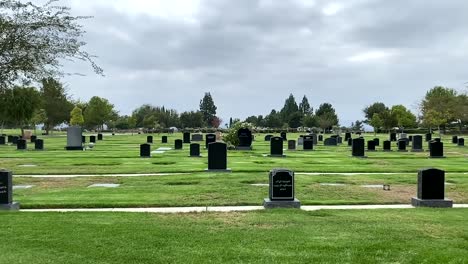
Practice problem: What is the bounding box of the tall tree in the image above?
[199,92,217,126]
[298,95,312,115]
[0,0,102,89]
[40,78,73,134]
[280,94,299,121]
[363,102,387,124]
[69,106,84,126]
[369,114,383,135]
[420,86,458,132]
[315,103,339,132]
[264,109,282,128]
[2,86,41,135]
[391,105,417,131]
[83,96,116,130]
[180,111,204,128]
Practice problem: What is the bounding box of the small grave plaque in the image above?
[192,134,203,142]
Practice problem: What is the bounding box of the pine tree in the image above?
[199,92,217,126]
[298,95,312,115]
[70,106,84,126]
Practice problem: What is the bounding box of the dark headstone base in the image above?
[382,150,393,152]
[140,156,151,158]
[429,156,446,159]
[0,202,20,211]
[235,146,252,150]
[367,150,377,152]
[205,168,232,173]
[65,146,84,151]
[411,149,424,152]
[268,154,286,158]
[263,198,301,209]
[351,155,368,158]
[411,197,453,208]
[189,155,202,158]
[398,150,408,152]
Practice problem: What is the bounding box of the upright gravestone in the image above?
[174,139,183,150]
[348,138,352,146]
[97,133,103,141]
[82,136,86,143]
[458,138,465,147]
[263,169,300,209]
[0,136,5,145]
[336,136,343,144]
[207,142,230,172]
[183,132,191,144]
[189,143,201,157]
[373,138,380,146]
[35,139,44,150]
[324,138,337,146]
[162,136,168,143]
[30,135,37,143]
[0,170,20,210]
[398,139,407,152]
[411,135,424,152]
[411,168,453,208]
[65,126,83,150]
[147,136,153,144]
[383,140,391,151]
[205,134,216,149]
[452,136,458,144]
[311,134,318,145]
[192,134,203,142]
[7,135,13,143]
[12,136,19,145]
[352,138,365,158]
[140,143,151,158]
[429,141,444,158]
[269,137,285,157]
[280,132,287,141]
[237,128,252,150]
[345,132,351,141]
[318,135,323,141]
[425,133,432,142]
[264,135,273,141]
[303,136,313,151]
[297,137,304,146]
[367,140,376,151]
[16,139,26,150]
[90,135,96,143]
[288,140,296,151]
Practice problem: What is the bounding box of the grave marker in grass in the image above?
[411,168,452,208]
[264,168,300,209]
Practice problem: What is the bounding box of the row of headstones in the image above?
[0,135,44,150]
[451,136,465,146]
[266,134,344,146]
[351,137,446,158]
[82,134,104,143]
[263,167,453,208]
[141,134,219,158]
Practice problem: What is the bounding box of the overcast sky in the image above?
[48,0,468,125]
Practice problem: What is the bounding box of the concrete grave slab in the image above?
[88,183,120,188]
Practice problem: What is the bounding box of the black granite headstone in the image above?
[345,132,351,141]
[0,136,5,145]
[192,134,203,141]
[269,169,294,201]
[237,128,252,149]
[183,132,191,144]
[140,143,151,158]
[411,135,423,152]
[0,170,12,204]
[147,135,153,144]
[17,139,27,150]
[30,135,37,143]
[452,136,458,144]
[265,135,273,141]
[97,133,103,140]
[35,139,44,150]
[162,136,168,143]
[324,138,337,146]
[398,139,407,152]
[205,134,216,148]
[280,132,287,141]
[390,133,397,141]
[174,139,183,150]
[207,142,228,170]
[190,143,200,157]
[269,137,284,157]
[429,141,444,158]
[311,134,318,145]
[90,135,96,143]
[348,138,352,146]
[383,140,391,151]
[373,138,380,146]
[318,135,323,141]
[337,136,343,144]
[303,136,313,150]
[82,136,86,143]
[425,133,432,142]
[288,140,296,150]
[458,138,465,147]
[7,135,13,143]
[416,168,445,200]
[367,140,376,151]
[352,138,365,157]
[12,136,19,145]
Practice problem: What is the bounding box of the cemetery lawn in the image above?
[1,209,467,263]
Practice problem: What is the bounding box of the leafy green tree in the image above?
[31,108,47,132]
[0,0,103,89]
[351,120,364,132]
[420,86,458,132]
[199,92,217,126]
[302,114,317,128]
[315,103,339,132]
[2,86,41,135]
[280,94,299,122]
[264,110,282,128]
[83,96,116,130]
[298,95,312,115]
[391,105,417,131]
[180,111,204,128]
[288,112,303,128]
[379,109,398,131]
[369,114,383,135]
[40,78,73,134]
[69,106,84,126]
[363,102,387,124]
[223,121,254,147]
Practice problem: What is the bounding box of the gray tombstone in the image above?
[140,143,151,158]
[174,139,183,150]
[65,126,83,150]
[411,168,452,208]
[263,169,300,209]
[191,134,203,142]
[189,143,201,157]
[297,137,304,146]
[207,142,230,172]
[288,140,296,150]
[429,141,444,158]
[411,135,424,152]
[269,137,285,157]
[311,134,318,145]
[352,138,365,157]
[0,170,20,210]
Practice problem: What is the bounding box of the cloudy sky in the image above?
[50,0,468,125]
